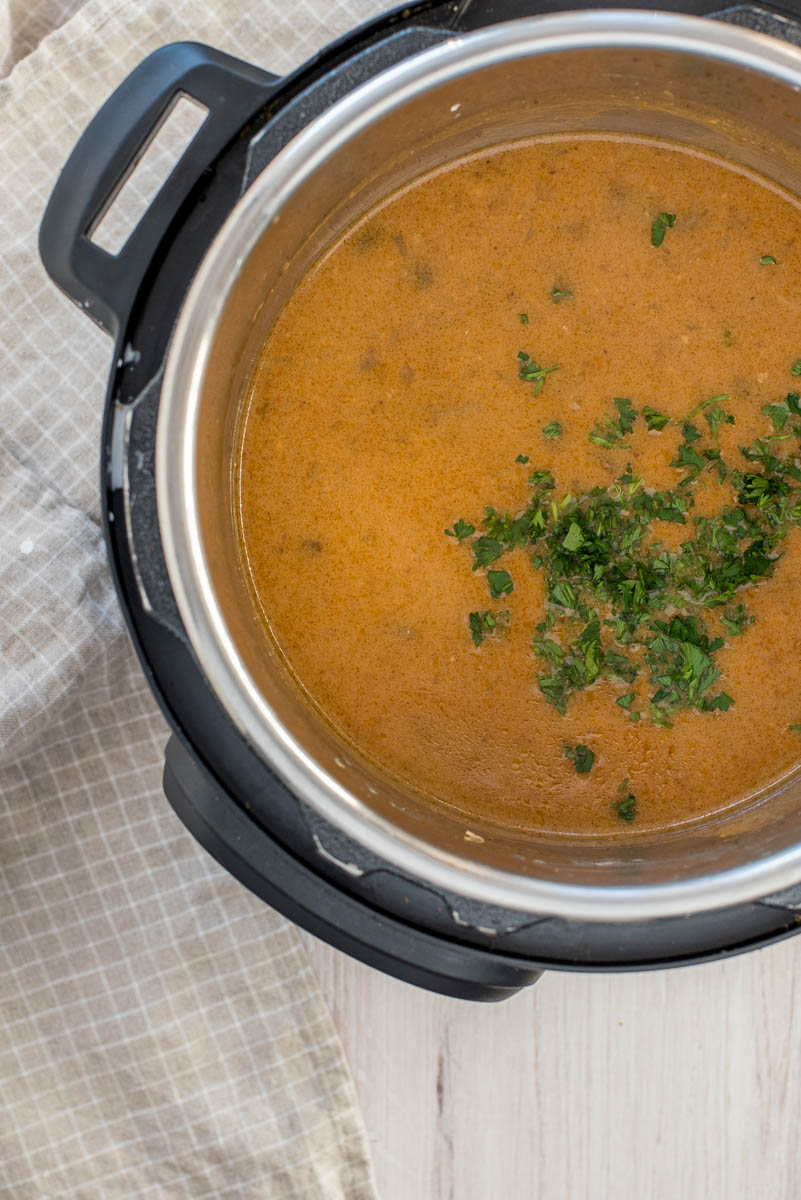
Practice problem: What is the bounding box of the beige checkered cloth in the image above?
[0,1,389,1195]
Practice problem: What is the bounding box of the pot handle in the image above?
[39,42,279,340]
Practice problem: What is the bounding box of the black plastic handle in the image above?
[39,42,279,340]
[162,735,542,1002]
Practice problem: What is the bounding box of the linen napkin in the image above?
[0,0,389,1194]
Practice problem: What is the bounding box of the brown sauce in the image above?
[236,135,801,835]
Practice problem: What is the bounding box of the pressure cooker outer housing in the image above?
[37,0,801,997]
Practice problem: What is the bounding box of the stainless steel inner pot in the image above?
[156,10,801,921]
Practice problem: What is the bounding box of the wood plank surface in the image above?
[304,933,801,1199]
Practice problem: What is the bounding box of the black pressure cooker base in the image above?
[39,0,801,1000]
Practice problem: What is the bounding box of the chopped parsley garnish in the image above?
[565,743,594,773]
[612,780,637,822]
[724,330,734,347]
[444,518,474,541]
[550,286,573,304]
[444,345,801,831]
[760,255,777,265]
[518,350,560,397]
[694,396,734,444]
[471,536,504,569]
[589,399,638,449]
[721,604,753,636]
[651,211,676,248]
[446,351,801,730]
[519,313,529,324]
[469,609,509,647]
[792,359,801,377]
[763,403,790,432]
[487,569,513,598]
[614,398,637,433]
[543,421,563,440]
[562,521,584,552]
[643,406,670,431]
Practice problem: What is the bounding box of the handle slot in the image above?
[90,93,209,256]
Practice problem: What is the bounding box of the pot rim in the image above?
[157,9,801,922]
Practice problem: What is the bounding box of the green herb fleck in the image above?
[616,693,635,710]
[565,743,594,774]
[515,454,530,464]
[550,286,573,304]
[612,779,637,822]
[487,569,513,599]
[614,398,637,434]
[790,724,801,733]
[562,521,584,552]
[643,406,670,431]
[705,691,735,712]
[721,604,753,637]
[589,399,638,449]
[468,609,509,647]
[724,330,734,346]
[792,359,801,377]
[543,420,563,440]
[700,399,735,445]
[651,211,676,248]
[471,536,504,570]
[519,313,529,325]
[762,403,790,432]
[518,350,560,397]
[445,518,475,541]
[760,255,777,265]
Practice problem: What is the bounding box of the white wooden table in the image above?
[304,934,801,1199]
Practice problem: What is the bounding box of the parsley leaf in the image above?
[651,211,676,247]
[519,313,529,324]
[589,399,637,449]
[612,779,637,822]
[518,350,560,397]
[562,522,584,552]
[565,743,594,773]
[670,441,706,480]
[643,406,670,431]
[550,286,573,304]
[543,420,563,440]
[516,454,530,464]
[762,403,790,432]
[471,537,504,570]
[614,398,637,434]
[445,518,474,541]
[468,609,509,647]
[760,255,777,265]
[487,569,513,598]
[792,359,801,377]
[721,604,753,637]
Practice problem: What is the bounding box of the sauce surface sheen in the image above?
[237,135,801,835]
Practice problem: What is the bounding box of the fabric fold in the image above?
[0,1,384,1195]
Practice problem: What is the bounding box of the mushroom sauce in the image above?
[236,135,801,835]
